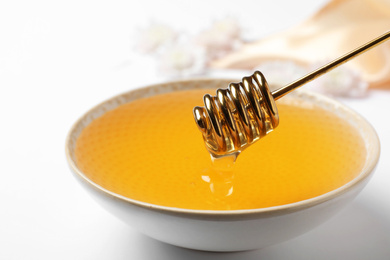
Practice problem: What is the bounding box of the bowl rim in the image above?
[65,77,380,217]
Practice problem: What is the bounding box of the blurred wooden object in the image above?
[211,0,390,88]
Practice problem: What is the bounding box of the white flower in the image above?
[254,60,368,98]
[195,17,242,61]
[133,18,245,77]
[306,63,368,98]
[135,23,177,54]
[158,43,206,77]
[254,60,307,89]
[211,17,241,40]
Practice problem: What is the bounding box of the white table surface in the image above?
[1,0,389,259]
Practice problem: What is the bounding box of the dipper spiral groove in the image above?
[193,71,279,158]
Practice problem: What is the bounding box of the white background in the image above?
[1,0,389,259]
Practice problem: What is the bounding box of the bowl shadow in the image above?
[126,196,390,260]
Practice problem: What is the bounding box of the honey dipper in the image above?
[194,31,390,158]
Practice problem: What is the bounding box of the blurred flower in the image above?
[135,23,177,54]
[254,60,307,89]
[306,63,368,98]
[213,17,241,39]
[133,18,244,77]
[158,43,206,77]
[195,17,242,61]
[254,60,368,98]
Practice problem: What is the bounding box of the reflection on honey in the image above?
[75,89,366,210]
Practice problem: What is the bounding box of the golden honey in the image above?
[75,89,367,210]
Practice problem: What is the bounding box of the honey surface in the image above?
[75,89,367,210]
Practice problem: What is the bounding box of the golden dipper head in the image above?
[193,71,279,158]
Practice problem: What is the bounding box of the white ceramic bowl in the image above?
[65,78,380,252]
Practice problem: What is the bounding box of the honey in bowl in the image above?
[74,88,366,211]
